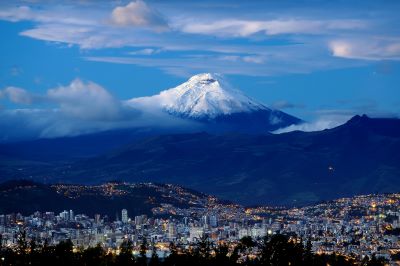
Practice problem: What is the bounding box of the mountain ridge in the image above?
[1,115,398,206]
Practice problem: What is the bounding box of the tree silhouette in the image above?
[137,238,148,266]
[117,239,136,266]
[0,233,387,266]
[149,244,160,266]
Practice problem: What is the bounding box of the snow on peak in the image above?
[128,73,269,119]
[187,73,220,84]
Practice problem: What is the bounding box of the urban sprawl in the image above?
[1,189,399,265]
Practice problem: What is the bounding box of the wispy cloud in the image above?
[178,19,367,37]
[330,38,400,60]
[128,48,161,55]
[0,0,399,77]
[274,105,400,134]
[0,5,96,25]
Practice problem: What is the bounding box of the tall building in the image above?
[135,215,147,225]
[168,222,176,239]
[60,210,69,221]
[69,210,74,221]
[202,215,209,227]
[121,209,128,223]
[94,214,101,224]
[210,215,218,227]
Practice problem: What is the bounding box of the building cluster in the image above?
[0,193,399,264]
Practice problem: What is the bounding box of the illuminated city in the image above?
[1,183,399,264]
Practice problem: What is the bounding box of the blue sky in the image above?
[0,0,399,140]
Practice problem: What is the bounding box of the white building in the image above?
[121,209,128,223]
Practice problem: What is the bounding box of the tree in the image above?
[55,239,75,266]
[198,235,212,261]
[40,238,56,266]
[117,239,135,266]
[16,230,28,255]
[137,238,148,266]
[149,244,160,266]
[304,237,313,265]
[82,244,107,266]
[366,254,386,266]
[29,238,42,266]
[163,242,179,266]
[214,243,230,266]
[259,234,304,266]
[16,230,28,265]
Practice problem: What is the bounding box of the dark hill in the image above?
[0,115,399,206]
[0,180,215,217]
[61,115,400,205]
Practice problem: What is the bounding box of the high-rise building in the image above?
[69,210,74,221]
[210,215,218,227]
[202,215,209,226]
[121,209,128,223]
[135,215,142,225]
[60,210,69,221]
[135,215,147,225]
[168,222,176,239]
[94,214,101,224]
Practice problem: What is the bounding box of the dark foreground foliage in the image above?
[0,232,386,266]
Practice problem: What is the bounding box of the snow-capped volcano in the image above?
[159,73,267,119]
[128,73,301,132]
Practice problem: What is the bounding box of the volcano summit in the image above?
[128,73,302,133]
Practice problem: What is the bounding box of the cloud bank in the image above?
[0,79,197,141]
[274,115,349,133]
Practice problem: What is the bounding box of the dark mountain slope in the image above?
[0,115,399,206]
[58,115,400,205]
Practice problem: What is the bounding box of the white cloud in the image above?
[110,1,168,31]
[128,48,161,55]
[242,55,265,64]
[217,54,265,64]
[273,105,400,134]
[0,5,95,25]
[179,19,366,37]
[0,87,34,104]
[0,6,33,22]
[0,79,199,141]
[274,114,350,133]
[0,1,398,77]
[330,38,400,60]
[83,45,362,77]
[47,79,123,120]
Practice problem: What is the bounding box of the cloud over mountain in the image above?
[47,79,123,120]
[0,79,195,141]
